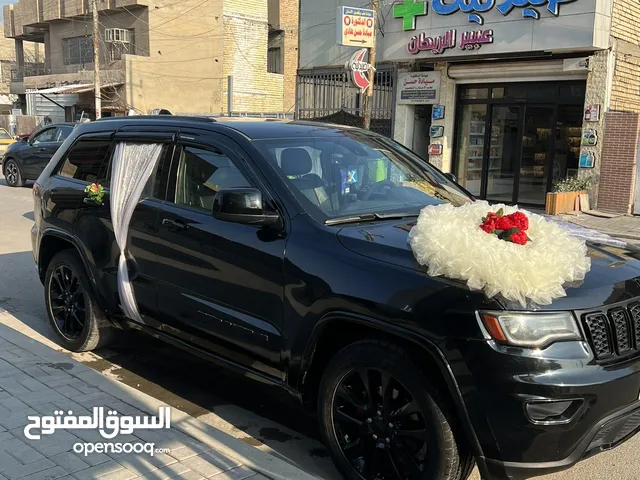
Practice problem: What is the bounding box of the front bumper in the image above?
[446,337,640,480]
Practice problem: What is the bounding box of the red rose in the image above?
[480,223,493,233]
[494,216,515,231]
[90,183,99,193]
[510,231,528,245]
[506,212,528,231]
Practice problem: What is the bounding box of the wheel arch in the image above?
[38,229,97,288]
[299,312,485,460]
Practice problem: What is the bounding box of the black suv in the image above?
[32,117,640,480]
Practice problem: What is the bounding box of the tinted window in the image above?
[0,129,11,140]
[169,146,251,212]
[32,128,57,144]
[254,132,471,220]
[58,139,112,185]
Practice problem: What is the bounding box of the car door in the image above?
[35,126,75,172]
[59,129,177,329]
[21,127,58,177]
[154,131,287,380]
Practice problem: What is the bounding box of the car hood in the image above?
[336,219,640,311]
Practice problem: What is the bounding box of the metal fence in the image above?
[296,67,395,138]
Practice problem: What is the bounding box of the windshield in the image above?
[254,131,472,221]
[0,129,12,140]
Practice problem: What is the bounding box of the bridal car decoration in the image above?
[408,202,592,307]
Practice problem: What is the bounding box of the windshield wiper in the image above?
[325,212,419,226]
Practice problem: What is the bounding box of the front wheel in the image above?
[4,159,23,187]
[45,250,115,352]
[318,340,472,480]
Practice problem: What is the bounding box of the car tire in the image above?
[45,250,115,352]
[318,339,472,480]
[4,159,23,187]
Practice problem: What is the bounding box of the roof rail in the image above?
[95,115,218,123]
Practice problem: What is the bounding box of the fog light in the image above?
[525,399,584,425]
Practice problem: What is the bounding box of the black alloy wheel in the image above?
[332,367,428,480]
[48,264,86,341]
[45,250,116,352]
[319,340,471,480]
[4,159,23,187]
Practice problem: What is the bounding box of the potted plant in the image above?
[545,175,594,215]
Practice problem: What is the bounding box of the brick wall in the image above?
[598,112,640,214]
[612,0,640,46]
[279,0,299,113]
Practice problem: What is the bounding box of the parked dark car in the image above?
[31,117,640,480]
[3,123,76,187]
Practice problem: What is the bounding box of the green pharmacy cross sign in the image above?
[393,0,428,31]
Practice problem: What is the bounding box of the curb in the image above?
[0,321,317,480]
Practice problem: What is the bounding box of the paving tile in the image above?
[0,397,31,412]
[212,466,257,479]
[17,466,68,480]
[0,451,22,473]
[0,410,39,429]
[114,452,177,475]
[180,453,228,478]
[0,437,28,453]
[50,452,90,474]
[71,460,126,480]
[0,458,56,480]
[0,381,31,396]
[19,378,50,393]
[91,467,138,480]
[136,463,191,480]
[6,440,46,463]
[52,386,84,399]
[169,471,205,480]
[166,444,211,462]
[80,452,111,467]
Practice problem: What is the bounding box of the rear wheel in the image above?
[318,340,472,480]
[45,250,115,351]
[4,159,23,187]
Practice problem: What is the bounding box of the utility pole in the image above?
[92,0,101,120]
[363,0,378,130]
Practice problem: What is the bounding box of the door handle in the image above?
[162,218,188,231]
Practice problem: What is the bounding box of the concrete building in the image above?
[3,0,298,120]
[298,0,640,214]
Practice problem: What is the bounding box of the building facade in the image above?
[299,0,640,213]
[4,0,298,120]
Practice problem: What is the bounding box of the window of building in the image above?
[170,146,251,212]
[108,30,136,61]
[63,36,94,66]
[58,139,112,185]
[267,31,283,74]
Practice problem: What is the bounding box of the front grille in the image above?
[582,302,640,362]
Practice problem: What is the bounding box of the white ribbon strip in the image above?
[110,142,163,323]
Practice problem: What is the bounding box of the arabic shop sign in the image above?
[393,0,578,29]
[337,6,375,48]
[408,29,493,55]
[397,72,441,105]
[347,49,375,93]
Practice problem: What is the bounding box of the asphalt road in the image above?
[1,174,639,480]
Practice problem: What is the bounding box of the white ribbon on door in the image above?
[110,142,163,323]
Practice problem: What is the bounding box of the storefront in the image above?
[376,0,613,208]
[454,80,586,206]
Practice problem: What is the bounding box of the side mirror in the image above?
[213,188,280,227]
[444,172,457,183]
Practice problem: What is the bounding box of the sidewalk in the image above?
[0,316,316,480]
[556,211,640,242]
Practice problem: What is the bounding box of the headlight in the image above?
[479,311,582,348]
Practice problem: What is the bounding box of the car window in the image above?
[56,126,74,142]
[168,145,251,212]
[254,132,472,220]
[32,128,57,144]
[0,129,11,140]
[58,139,113,185]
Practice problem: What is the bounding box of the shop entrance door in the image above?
[485,105,554,205]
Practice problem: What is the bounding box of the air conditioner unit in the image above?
[104,28,131,44]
